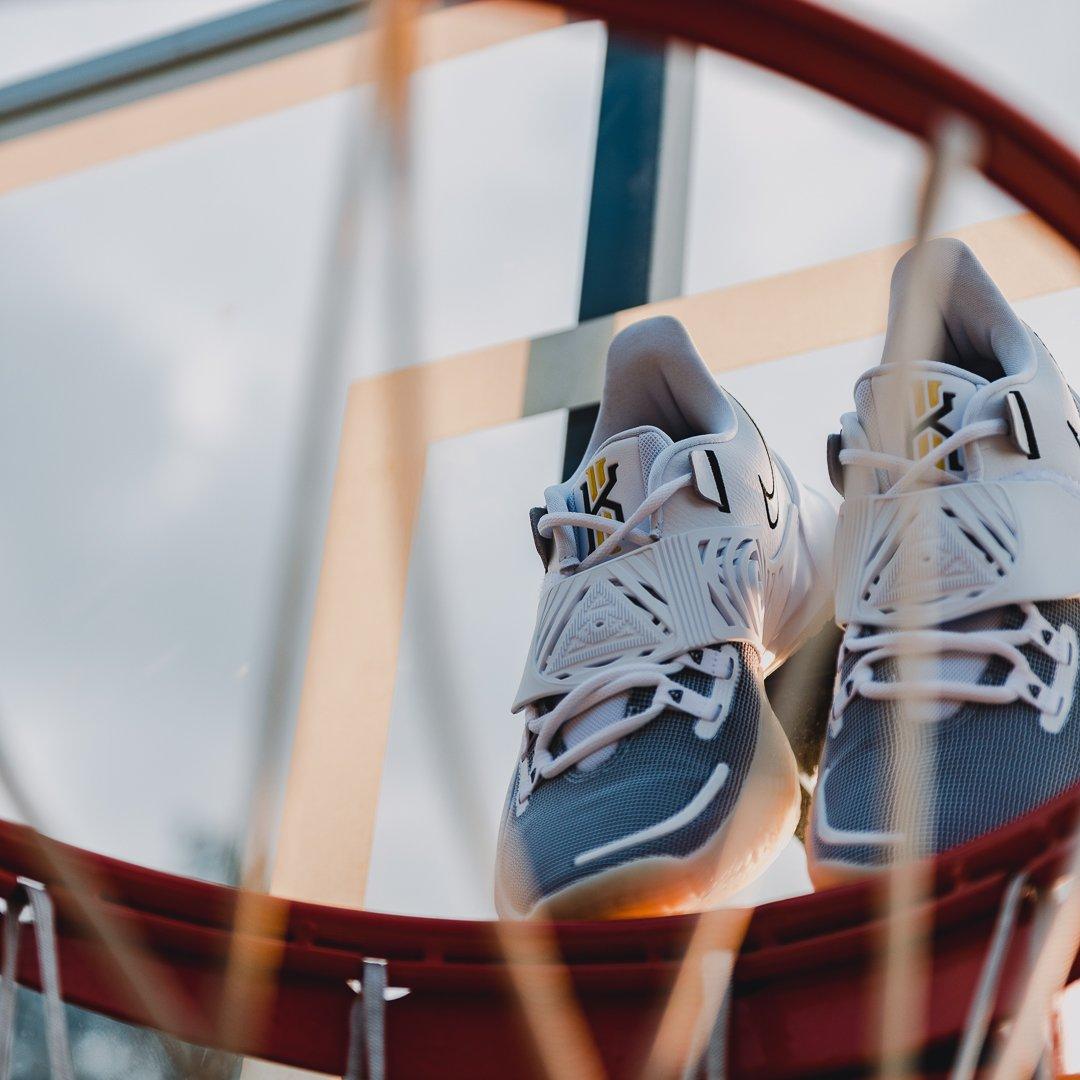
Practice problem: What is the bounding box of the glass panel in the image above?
[0,17,605,881]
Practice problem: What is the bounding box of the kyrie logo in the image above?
[580,457,624,554]
[911,379,962,471]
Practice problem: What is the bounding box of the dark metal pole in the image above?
[562,30,671,480]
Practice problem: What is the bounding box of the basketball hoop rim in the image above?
[563,0,1080,248]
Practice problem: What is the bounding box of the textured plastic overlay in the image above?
[834,479,1080,627]
[513,525,764,710]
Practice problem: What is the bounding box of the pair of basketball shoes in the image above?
[494,238,1080,919]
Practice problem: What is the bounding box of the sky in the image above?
[0,15,607,879]
[0,0,1077,888]
[1,1,1079,1075]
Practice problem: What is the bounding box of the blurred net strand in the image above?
[877,113,984,1080]
[950,872,1030,1080]
[0,879,74,1080]
[642,902,750,1077]
[990,833,1080,1079]
[640,627,845,1071]
[217,0,398,1054]
[700,949,735,1080]
[635,114,989,1080]
[215,1,607,1075]
[0,711,195,1073]
[364,2,608,1073]
[671,945,737,1080]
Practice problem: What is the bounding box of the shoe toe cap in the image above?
[497,720,752,916]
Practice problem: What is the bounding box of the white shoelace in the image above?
[834,419,1076,726]
[537,472,692,573]
[520,472,728,798]
[519,649,734,800]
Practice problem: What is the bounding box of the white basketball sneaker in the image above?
[495,316,835,918]
[809,238,1080,887]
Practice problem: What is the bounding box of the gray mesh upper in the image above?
[811,599,1080,868]
[497,644,762,913]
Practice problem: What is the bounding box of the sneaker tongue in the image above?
[568,426,671,561]
[855,363,1005,711]
[854,362,987,485]
[562,425,671,769]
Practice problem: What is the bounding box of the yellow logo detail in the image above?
[911,378,951,469]
[580,456,624,554]
[585,457,607,503]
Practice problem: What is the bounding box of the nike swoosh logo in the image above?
[573,762,730,867]
[759,473,780,530]
[813,768,903,847]
[739,402,780,530]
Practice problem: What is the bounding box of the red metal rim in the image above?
[565,0,1080,247]
[1,783,1077,1074]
